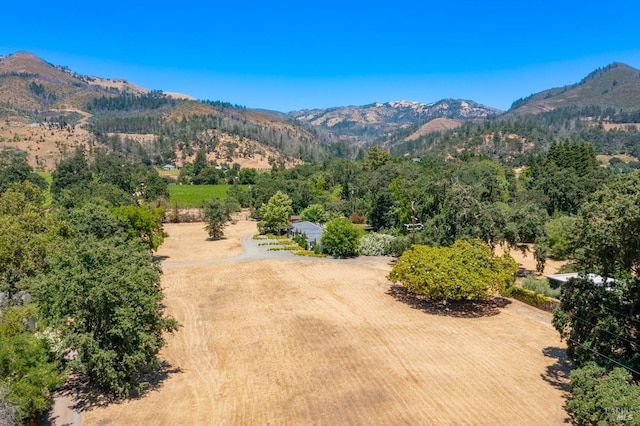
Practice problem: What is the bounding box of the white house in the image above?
[545,273,616,289]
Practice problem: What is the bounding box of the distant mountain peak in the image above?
[289,98,500,145]
[387,100,426,108]
[0,51,56,74]
[509,62,640,115]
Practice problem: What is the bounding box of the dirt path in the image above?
[82,217,572,425]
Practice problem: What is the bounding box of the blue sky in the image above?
[2,0,639,112]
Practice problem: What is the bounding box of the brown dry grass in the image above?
[405,117,463,141]
[597,153,639,165]
[0,117,91,170]
[600,122,640,131]
[82,218,571,425]
[495,244,568,278]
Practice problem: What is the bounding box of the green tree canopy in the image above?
[363,146,391,171]
[202,198,229,240]
[91,150,134,193]
[29,235,178,397]
[388,240,518,301]
[192,148,208,177]
[565,362,640,425]
[111,205,166,251]
[259,191,292,234]
[300,204,327,224]
[552,172,640,422]
[572,173,640,277]
[0,152,47,193]
[62,202,129,240]
[0,305,65,423]
[51,149,92,195]
[0,183,58,297]
[320,217,363,258]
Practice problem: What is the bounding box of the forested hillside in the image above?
[85,95,336,166]
[3,52,640,171]
[0,52,334,170]
[510,62,640,115]
[387,106,640,166]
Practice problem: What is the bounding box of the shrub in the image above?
[293,232,308,249]
[321,218,363,258]
[349,212,365,224]
[388,235,412,257]
[388,240,518,301]
[313,243,322,255]
[358,233,395,256]
[505,286,559,311]
[224,196,241,216]
[295,250,327,258]
[522,274,561,298]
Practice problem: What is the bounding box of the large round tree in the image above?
[387,240,518,300]
[30,235,178,397]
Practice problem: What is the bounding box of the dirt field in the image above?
[82,217,572,425]
[495,244,568,278]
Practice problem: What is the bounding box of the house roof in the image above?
[289,221,323,242]
[545,273,615,287]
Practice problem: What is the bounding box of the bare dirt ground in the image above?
[495,244,568,278]
[82,217,572,425]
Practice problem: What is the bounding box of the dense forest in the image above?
[84,94,344,166]
[385,106,640,167]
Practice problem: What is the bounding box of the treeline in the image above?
[86,99,338,165]
[0,150,175,423]
[387,106,640,166]
[87,92,177,112]
[247,143,606,253]
[552,174,640,423]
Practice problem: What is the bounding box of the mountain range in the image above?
[289,99,501,144]
[1,51,640,169]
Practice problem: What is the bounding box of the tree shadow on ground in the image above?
[70,361,182,412]
[517,266,534,278]
[152,254,170,263]
[541,346,574,396]
[206,236,229,242]
[541,346,574,422]
[386,285,511,318]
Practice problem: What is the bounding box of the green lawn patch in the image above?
[168,184,242,207]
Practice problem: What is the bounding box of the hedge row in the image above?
[504,286,560,311]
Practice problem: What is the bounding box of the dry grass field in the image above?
[0,112,91,170]
[82,217,572,425]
